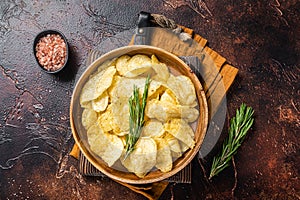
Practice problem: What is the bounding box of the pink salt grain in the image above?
[35,34,67,72]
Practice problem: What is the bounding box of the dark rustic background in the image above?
[0,0,299,199]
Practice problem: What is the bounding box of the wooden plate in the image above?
[70,45,208,184]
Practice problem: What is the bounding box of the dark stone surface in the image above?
[0,0,299,199]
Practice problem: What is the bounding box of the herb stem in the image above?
[124,76,151,160]
[209,103,254,179]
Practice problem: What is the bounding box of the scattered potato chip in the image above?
[166,74,197,106]
[141,120,164,138]
[81,108,97,130]
[121,137,157,178]
[164,118,195,148]
[87,125,124,167]
[92,91,109,112]
[155,138,172,172]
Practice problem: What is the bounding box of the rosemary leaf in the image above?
[209,103,254,179]
[124,76,151,160]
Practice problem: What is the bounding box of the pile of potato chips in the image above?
[80,54,199,178]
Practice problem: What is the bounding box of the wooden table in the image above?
[0,1,299,199]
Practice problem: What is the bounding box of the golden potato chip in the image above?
[81,108,97,130]
[80,66,116,104]
[124,54,152,77]
[121,137,157,178]
[87,125,123,167]
[152,70,170,85]
[98,104,114,132]
[80,70,105,104]
[163,133,182,159]
[180,106,199,123]
[166,74,197,106]
[97,58,117,73]
[107,75,122,97]
[151,54,160,64]
[145,99,166,122]
[111,97,129,132]
[81,101,92,109]
[155,138,172,172]
[115,55,131,76]
[179,141,190,153]
[164,118,195,148]
[111,77,161,100]
[92,91,109,112]
[160,89,179,105]
[95,66,116,96]
[147,99,197,123]
[141,120,164,138]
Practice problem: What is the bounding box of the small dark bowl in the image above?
[33,29,69,74]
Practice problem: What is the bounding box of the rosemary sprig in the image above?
[209,103,254,179]
[124,76,151,160]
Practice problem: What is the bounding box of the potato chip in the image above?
[155,138,172,172]
[98,104,114,132]
[121,137,157,178]
[124,54,152,77]
[80,70,105,104]
[97,58,117,73]
[151,54,160,64]
[111,77,161,100]
[179,141,190,153]
[151,58,170,82]
[92,91,109,112]
[180,106,199,123]
[87,125,123,167]
[164,118,195,148]
[116,55,131,76]
[80,66,116,104]
[147,99,197,123]
[81,108,97,130]
[160,89,179,105]
[145,99,167,122]
[81,101,92,109]
[107,75,122,97]
[166,74,197,106]
[95,66,116,96]
[141,120,164,138]
[163,133,182,158]
[111,97,129,132]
